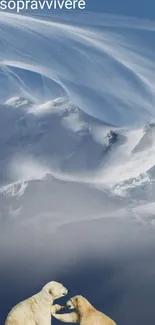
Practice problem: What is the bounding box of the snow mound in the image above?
[132,122,155,153]
[113,164,155,201]
[0,174,126,230]
[5,96,34,109]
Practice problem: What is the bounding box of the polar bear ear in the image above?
[73,297,78,307]
[76,297,79,304]
[48,289,53,296]
[75,296,81,308]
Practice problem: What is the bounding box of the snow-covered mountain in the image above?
[1,10,155,325]
[0,96,119,184]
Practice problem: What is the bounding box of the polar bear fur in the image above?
[5,281,68,325]
[53,295,117,325]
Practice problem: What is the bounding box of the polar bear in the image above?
[5,281,68,325]
[53,295,117,325]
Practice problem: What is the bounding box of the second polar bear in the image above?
[5,281,68,325]
[53,295,117,325]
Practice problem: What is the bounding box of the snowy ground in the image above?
[0,10,155,325]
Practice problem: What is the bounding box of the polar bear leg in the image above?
[51,304,66,315]
[53,312,79,323]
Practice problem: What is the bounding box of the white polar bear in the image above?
[5,281,68,325]
[53,295,117,325]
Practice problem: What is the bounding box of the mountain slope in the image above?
[0,96,121,184]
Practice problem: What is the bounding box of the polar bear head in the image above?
[42,281,69,301]
[66,295,88,310]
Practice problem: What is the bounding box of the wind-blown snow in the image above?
[0,12,155,125]
[1,10,155,325]
[0,9,155,247]
[0,9,155,241]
